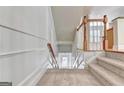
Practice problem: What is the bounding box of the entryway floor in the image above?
[37,69,102,86]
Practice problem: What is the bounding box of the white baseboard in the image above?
[17,63,48,86]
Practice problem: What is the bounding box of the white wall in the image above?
[112,19,118,50]
[72,26,83,56]
[0,6,57,85]
[117,19,124,49]
[113,18,124,50]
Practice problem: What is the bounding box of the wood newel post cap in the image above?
[83,16,88,24]
[103,15,108,24]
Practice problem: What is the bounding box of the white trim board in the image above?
[0,24,48,41]
[0,48,47,56]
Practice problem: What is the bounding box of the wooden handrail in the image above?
[77,18,103,31]
[77,23,83,31]
[47,43,55,58]
[47,43,59,68]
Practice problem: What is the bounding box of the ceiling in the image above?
[51,6,91,42]
[51,6,124,52]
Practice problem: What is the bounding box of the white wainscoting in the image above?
[0,6,57,86]
[17,58,49,86]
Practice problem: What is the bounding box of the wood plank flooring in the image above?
[37,69,102,86]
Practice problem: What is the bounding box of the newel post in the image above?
[83,16,88,51]
[103,15,108,50]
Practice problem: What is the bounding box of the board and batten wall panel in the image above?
[0,7,48,39]
[0,6,57,85]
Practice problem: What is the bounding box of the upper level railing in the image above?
[72,50,102,69]
[74,15,109,51]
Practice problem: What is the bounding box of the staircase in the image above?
[88,53,124,85]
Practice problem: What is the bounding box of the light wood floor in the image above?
[37,69,102,86]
